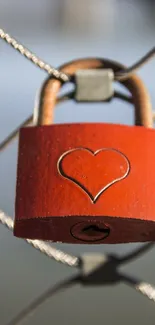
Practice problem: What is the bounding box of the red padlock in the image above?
[14,58,155,244]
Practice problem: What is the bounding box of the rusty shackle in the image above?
[35,57,153,128]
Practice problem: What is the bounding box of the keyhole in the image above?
[82,225,110,237]
[71,221,110,242]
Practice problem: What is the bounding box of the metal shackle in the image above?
[35,57,153,128]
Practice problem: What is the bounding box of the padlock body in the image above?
[14,123,155,244]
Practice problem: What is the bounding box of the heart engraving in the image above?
[57,147,130,203]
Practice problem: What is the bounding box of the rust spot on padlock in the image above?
[14,57,155,244]
[70,221,110,242]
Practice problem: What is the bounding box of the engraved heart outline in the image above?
[57,147,130,204]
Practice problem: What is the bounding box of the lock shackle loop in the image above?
[37,58,153,128]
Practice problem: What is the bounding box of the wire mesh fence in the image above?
[0,26,155,325]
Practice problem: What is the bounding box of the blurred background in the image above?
[0,1,155,324]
